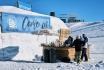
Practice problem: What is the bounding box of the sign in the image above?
[17,1,32,11]
[1,13,51,33]
[59,29,69,44]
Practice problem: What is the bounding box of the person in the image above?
[72,36,85,64]
[64,36,73,47]
[81,34,88,61]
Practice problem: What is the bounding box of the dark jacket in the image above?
[83,36,88,43]
[81,34,88,43]
[64,36,73,46]
[73,39,85,52]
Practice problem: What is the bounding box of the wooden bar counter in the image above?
[41,44,75,61]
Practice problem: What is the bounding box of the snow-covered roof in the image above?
[0,6,68,33]
[0,6,48,16]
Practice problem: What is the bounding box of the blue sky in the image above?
[0,0,104,22]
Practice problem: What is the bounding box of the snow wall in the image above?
[0,29,59,61]
[0,6,69,61]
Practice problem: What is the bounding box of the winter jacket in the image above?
[81,36,88,48]
[81,36,88,43]
[64,36,73,46]
[72,39,85,52]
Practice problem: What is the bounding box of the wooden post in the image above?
[59,29,70,45]
[87,44,90,59]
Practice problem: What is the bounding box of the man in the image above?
[64,36,73,47]
[81,34,88,61]
[72,36,85,64]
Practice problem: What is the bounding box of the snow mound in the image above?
[0,32,58,61]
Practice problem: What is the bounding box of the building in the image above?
[0,6,68,61]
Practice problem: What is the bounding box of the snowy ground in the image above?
[0,60,104,70]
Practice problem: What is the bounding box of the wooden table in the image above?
[41,44,75,61]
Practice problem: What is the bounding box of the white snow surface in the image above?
[0,32,58,61]
[0,60,104,70]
